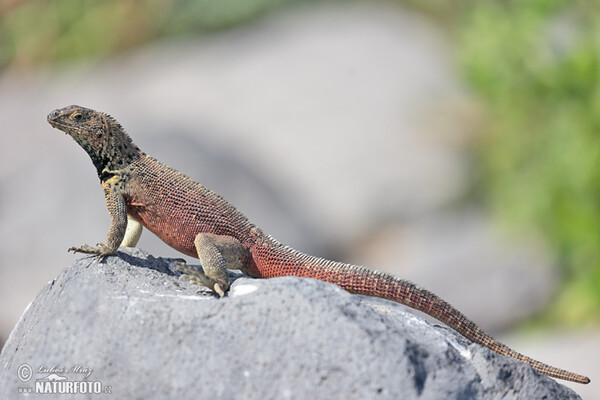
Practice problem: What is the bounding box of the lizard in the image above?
[47,105,590,385]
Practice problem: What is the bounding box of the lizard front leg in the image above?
[69,179,128,258]
[175,233,250,297]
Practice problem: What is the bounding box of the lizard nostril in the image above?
[48,110,60,121]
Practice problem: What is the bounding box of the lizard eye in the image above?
[72,113,83,122]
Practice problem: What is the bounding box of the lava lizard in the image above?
[47,105,590,384]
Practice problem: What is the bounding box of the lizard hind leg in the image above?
[175,233,250,297]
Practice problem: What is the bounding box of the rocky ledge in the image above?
[0,248,581,399]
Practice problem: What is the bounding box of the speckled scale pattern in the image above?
[125,155,258,269]
[47,105,590,385]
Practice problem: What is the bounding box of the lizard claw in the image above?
[174,263,229,296]
[213,283,227,298]
[68,243,113,262]
[69,244,94,254]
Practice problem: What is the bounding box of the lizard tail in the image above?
[251,238,591,384]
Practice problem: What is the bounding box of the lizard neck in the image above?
[84,124,144,179]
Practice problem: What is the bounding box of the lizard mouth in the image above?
[47,110,71,131]
[47,116,73,133]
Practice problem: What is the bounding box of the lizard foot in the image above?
[68,243,114,262]
[174,263,229,297]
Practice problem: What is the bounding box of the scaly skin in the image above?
[48,105,590,384]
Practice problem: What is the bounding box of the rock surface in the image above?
[0,248,581,400]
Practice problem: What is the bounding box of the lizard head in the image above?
[48,105,142,178]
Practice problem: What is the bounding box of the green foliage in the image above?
[0,0,282,69]
[458,0,600,324]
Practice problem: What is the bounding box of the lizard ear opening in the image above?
[72,112,83,122]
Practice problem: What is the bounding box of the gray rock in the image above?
[0,248,581,400]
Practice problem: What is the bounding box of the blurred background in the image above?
[0,0,598,395]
